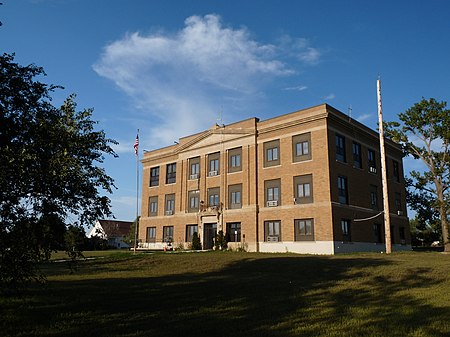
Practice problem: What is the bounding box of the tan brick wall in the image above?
[139,104,410,252]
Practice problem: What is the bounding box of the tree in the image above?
[214,230,227,251]
[406,177,442,246]
[123,216,140,247]
[64,225,86,267]
[190,232,202,250]
[385,98,450,252]
[0,53,118,288]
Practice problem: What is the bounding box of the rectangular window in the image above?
[228,147,242,173]
[189,157,200,179]
[146,227,156,243]
[395,193,402,215]
[163,226,174,243]
[265,220,281,242]
[265,179,281,207]
[185,224,198,242]
[294,174,313,204]
[165,194,175,215]
[368,149,376,173]
[264,140,280,167]
[373,223,383,243]
[166,163,176,184]
[399,227,406,244]
[336,134,346,162]
[228,184,242,209]
[295,219,314,241]
[188,190,200,213]
[338,176,348,204]
[150,166,160,187]
[207,187,220,207]
[208,152,220,176]
[370,185,378,210]
[149,196,158,217]
[226,222,241,242]
[341,219,351,242]
[393,160,400,182]
[292,133,311,162]
[352,142,362,168]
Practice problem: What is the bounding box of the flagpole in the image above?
[377,78,392,254]
[133,129,140,254]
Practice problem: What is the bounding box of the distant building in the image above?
[87,219,133,249]
[138,104,411,254]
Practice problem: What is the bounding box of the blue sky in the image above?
[2,0,449,222]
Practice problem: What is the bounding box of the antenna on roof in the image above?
[217,107,224,127]
[348,105,352,122]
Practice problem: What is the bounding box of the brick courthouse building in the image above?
[138,104,411,254]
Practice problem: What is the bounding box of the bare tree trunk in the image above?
[435,182,450,252]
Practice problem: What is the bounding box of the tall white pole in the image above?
[377,79,392,254]
[133,129,140,254]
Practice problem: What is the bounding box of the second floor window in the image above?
[228,184,242,209]
[265,179,281,207]
[188,190,199,213]
[208,187,220,207]
[149,196,158,216]
[370,185,378,209]
[294,174,313,204]
[395,193,402,214]
[338,176,348,204]
[165,194,175,215]
[166,163,176,184]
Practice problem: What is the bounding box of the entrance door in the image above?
[203,223,217,250]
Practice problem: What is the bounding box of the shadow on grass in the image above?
[2,254,449,337]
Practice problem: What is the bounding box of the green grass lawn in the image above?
[1,251,449,337]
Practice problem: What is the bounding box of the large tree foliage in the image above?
[0,53,117,288]
[385,98,450,252]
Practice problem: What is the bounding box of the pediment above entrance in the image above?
[176,125,256,153]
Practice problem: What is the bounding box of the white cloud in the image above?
[298,47,321,65]
[324,93,335,100]
[284,85,308,91]
[356,113,372,123]
[93,14,321,149]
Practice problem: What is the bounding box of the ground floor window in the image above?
[373,223,383,243]
[146,227,156,243]
[163,226,174,243]
[294,219,314,241]
[265,221,281,242]
[226,222,241,242]
[341,219,351,242]
[186,224,198,242]
[399,226,406,244]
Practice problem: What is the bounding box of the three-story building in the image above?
[139,104,410,254]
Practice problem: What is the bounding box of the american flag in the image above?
[134,134,139,156]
